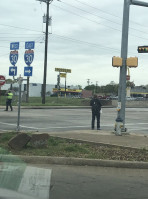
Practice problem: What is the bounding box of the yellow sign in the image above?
[55,68,71,73]
[60,73,66,78]
[53,88,82,93]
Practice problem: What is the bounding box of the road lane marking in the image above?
[1,121,148,131]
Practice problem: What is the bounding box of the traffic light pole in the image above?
[115,0,148,135]
[115,0,130,135]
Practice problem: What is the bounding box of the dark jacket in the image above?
[90,98,102,112]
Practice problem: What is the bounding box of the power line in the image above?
[60,1,122,26]
[73,0,121,19]
[72,0,148,29]
[0,23,42,33]
[60,1,148,36]
[52,4,122,32]
[50,33,140,56]
[52,33,120,52]
[52,4,148,41]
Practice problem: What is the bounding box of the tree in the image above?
[84,83,118,96]
[84,84,96,94]
[126,81,135,88]
[77,85,82,90]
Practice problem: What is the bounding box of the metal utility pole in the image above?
[37,0,53,104]
[115,0,148,135]
[116,0,131,135]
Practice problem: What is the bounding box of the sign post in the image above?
[55,68,71,98]
[16,76,23,132]
[24,41,35,103]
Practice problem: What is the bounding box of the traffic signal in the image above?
[112,56,123,67]
[137,46,148,53]
[126,57,138,68]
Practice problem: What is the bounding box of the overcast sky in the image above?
[1,0,148,88]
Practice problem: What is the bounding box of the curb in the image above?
[0,106,114,109]
[1,155,148,169]
[49,135,142,151]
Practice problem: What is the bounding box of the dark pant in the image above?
[91,111,100,129]
[6,99,13,111]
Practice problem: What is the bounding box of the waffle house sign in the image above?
[55,68,71,73]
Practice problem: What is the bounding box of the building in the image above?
[1,83,55,97]
[1,83,82,98]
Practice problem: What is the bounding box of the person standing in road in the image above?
[4,90,13,111]
[90,94,102,130]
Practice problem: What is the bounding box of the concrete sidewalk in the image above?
[48,130,148,150]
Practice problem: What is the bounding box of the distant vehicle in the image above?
[126,97,135,101]
[110,96,118,100]
[135,97,144,101]
[97,96,110,100]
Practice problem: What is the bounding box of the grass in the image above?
[0,132,148,162]
[0,96,90,106]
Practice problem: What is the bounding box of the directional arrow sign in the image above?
[0,75,5,86]
[10,51,19,66]
[24,66,33,76]
[24,50,34,66]
[9,66,17,76]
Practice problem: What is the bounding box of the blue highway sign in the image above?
[24,66,33,76]
[24,50,34,66]
[9,66,17,76]
[25,41,35,49]
[10,42,19,50]
[9,51,19,66]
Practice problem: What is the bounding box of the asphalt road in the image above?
[0,107,148,134]
[2,163,148,199]
[39,164,148,199]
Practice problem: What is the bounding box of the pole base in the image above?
[114,117,123,136]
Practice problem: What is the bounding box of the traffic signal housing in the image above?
[126,57,138,68]
[138,46,148,53]
[112,56,123,67]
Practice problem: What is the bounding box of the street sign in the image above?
[24,50,34,66]
[60,73,66,78]
[24,66,33,76]
[55,68,71,73]
[0,75,5,86]
[10,42,19,50]
[9,51,19,66]
[9,66,17,76]
[25,41,35,49]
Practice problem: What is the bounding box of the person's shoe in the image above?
[97,128,101,130]
[91,128,94,130]
[11,109,13,111]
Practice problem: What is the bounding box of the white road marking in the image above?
[18,166,52,199]
[1,121,148,131]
